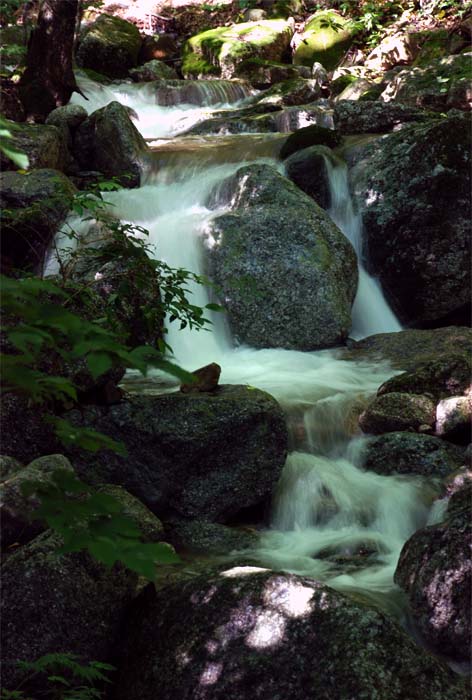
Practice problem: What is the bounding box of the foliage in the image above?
[0,115,29,168]
[21,468,179,578]
[1,652,115,700]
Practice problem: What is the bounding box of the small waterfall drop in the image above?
[63,77,429,618]
[324,155,402,340]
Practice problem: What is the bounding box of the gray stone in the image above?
[129,59,178,82]
[361,432,465,478]
[74,101,149,187]
[436,395,472,444]
[165,519,258,555]
[284,144,332,209]
[350,114,471,326]
[97,484,165,543]
[333,100,435,134]
[377,354,472,401]
[359,392,436,435]
[114,567,466,700]
[67,386,288,523]
[206,164,357,350]
[0,120,68,172]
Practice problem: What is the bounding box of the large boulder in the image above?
[280,124,341,159]
[377,354,472,401]
[206,164,357,350]
[129,59,178,82]
[395,484,472,664]
[235,58,311,88]
[74,101,149,187]
[67,386,288,523]
[114,567,466,700]
[333,100,435,134]
[361,432,465,478]
[1,530,138,693]
[350,114,471,326]
[0,120,68,172]
[292,10,356,70]
[251,77,323,107]
[76,14,142,80]
[0,168,75,272]
[381,53,472,112]
[182,20,294,80]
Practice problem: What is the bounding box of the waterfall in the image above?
[64,78,428,615]
[324,153,403,340]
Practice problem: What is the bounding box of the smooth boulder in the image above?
[350,114,471,326]
[206,164,357,350]
[293,10,356,70]
[114,567,466,700]
[67,386,288,522]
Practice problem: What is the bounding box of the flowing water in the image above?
[65,77,431,618]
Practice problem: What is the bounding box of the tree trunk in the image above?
[19,0,82,122]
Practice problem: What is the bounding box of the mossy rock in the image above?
[182,20,294,80]
[412,29,455,67]
[76,14,142,80]
[251,77,322,106]
[293,10,356,70]
[331,73,358,96]
[0,120,68,172]
[359,392,436,435]
[280,123,341,159]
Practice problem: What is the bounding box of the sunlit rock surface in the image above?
[114,568,467,700]
[395,483,472,665]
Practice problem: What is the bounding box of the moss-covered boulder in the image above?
[235,58,311,88]
[250,77,323,106]
[0,168,75,271]
[113,567,466,700]
[359,392,436,435]
[381,53,472,112]
[293,10,356,70]
[66,386,288,523]
[1,530,137,693]
[395,487,472,664]
[361,432,465,478]
[74,101,149,187]
[129,59,178,82]
[0,120,68,172]
[76,14,142,80]
[206,164,357,350]
[350,114,471,326]
[284,144,332,209]
[182,20,294,80]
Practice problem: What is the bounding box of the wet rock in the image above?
[182,19,293,80]
[1,454,74,551]
[1,530,137,693]
[235,58,311,88]
[359,392,436,435]
[139,34,179,65]
[292,10,356,70]
[395,486,472,664]
[165,519,258,555]
[76,14,142,80]
[67,386,288,523]
[252,77,323,107]
[0,119,68,172]
[74,101,149,187]
[280,123,341,159]
[350,114,471,326]
[45,104,89,172]
[343,327,472,371]
[129,59,178,81]
[0,394,60,466]
[284,144,332,209]
[378,354,472,401]
[180,363,221,394]
[381,53,472,112]
[114,567,466,700]
[151,79,252,107]
[206,164,357,350]
[0,168,75,271]
[436,394,472,444]
[361,432,465,478]
[333,100,434,134]
[96,484,165,543]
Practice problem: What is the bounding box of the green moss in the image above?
[331,73,358,96]
[293,10,356,70]
[412,29,450,67]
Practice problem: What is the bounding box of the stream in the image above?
[67,77,432,620]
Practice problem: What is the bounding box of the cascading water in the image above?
[62,76,430,618]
